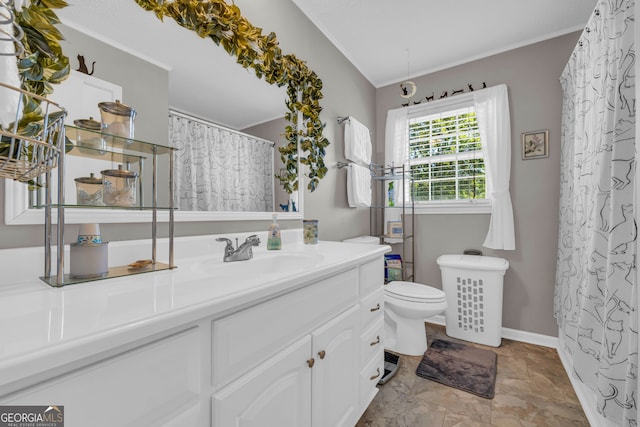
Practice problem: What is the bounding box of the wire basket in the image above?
[0,81,67,182]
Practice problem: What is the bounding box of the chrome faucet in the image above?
[216,235,261,262]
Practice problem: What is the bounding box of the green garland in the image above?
[0,0,69,185]
[16,0,70,97]
[14,0,69,129]
[134,0,329,193]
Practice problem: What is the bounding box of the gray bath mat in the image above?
[416,339,497,399]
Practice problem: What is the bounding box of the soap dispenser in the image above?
[267,214,282,250]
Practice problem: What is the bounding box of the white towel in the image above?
[347,163,371,207]
[344,117,372,166]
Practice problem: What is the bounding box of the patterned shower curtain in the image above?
[555,1,637,425]
[169,112,274,212]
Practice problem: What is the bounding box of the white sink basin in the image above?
[183,250,323,282]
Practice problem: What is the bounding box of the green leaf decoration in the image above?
[13,2,70,119]
[133,0,330,193]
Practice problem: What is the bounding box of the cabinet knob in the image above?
[318,350,326,359]
[369,368,381,381]
[307,358,315,368]
[370,304,381,312]
[370,336,380,346]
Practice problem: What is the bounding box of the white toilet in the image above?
[384,280,447,356]
[342,236,448,356]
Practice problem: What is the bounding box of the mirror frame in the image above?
[4,178,303,225]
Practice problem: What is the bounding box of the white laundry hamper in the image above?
[437,254,509,347]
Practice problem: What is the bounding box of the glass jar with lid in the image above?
[101,165,138,207]
[75,172,103,206]
[98,100,137,139]
[73,117,106,154]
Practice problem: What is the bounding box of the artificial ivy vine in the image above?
[134,0,329,193]
[1,0,70,181]
[16,0,70,100]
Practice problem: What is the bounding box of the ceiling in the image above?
[56,0,597,129]
[292,0,598,87]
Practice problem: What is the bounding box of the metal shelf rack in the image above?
[369,164,415,282]
[40,125,177,287]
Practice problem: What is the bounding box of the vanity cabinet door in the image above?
[311,305,360,427]
[212,335,312,427]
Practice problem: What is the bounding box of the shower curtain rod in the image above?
[169,109,275,147]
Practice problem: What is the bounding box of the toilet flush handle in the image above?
[370,304,381,312]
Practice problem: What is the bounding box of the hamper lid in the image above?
[436,254,509,271]
[385,281,446,302]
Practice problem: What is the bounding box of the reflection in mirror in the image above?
[4,0,303,224]
[169,110,274,212]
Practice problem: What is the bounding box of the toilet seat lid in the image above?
[385,281,446,302]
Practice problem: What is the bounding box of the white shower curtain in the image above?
[169,112,274,212]
[555,1,637,425]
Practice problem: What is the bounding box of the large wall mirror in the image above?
[5,0,301,225]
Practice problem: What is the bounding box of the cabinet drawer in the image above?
[360,288,384,329]
[359,258,384,296]
[212,268,359,388]
[359,348,384,409]
[3,327,203,427]
[360,318,384,365]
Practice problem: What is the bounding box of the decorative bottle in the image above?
[267,214,282,250]
[388,181,395,207]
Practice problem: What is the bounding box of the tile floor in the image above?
[356,323,589,427]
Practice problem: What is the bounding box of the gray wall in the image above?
[375,32,580,336]
[0,2,579,338]
[0,0,373,248]
[240,0,375,242]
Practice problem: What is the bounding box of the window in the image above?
[386,84,513,245]
[406,106,489,213]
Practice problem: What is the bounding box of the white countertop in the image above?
[0,232,388,395]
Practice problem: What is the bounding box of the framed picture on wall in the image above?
[522,129,549,159]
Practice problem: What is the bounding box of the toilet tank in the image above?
[343,236,380,244]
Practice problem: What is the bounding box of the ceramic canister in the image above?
[70,242,109,278]
[77,223,102,244]
[303,219,319,245]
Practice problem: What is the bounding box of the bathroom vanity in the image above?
[0,234,388,426]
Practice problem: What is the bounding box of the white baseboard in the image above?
[427,315,559,348]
